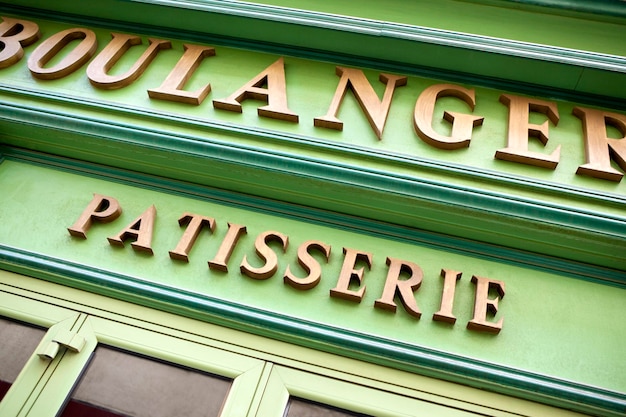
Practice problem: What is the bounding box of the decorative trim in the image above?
[2,147,625,286]
[0,246,624,416]
[2,84,624,209]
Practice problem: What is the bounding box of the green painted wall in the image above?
[0,2,624,415]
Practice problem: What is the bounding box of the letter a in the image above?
[107,205,157,255]
[213,57,298,122]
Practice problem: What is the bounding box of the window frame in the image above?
[0,273,266,417]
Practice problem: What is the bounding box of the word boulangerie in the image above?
[2,16,625,181]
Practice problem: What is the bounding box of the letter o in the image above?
[28,28,97,80]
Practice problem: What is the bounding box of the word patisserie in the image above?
[68,194,506,334]
[1,16,625,181]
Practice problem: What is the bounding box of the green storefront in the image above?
[0,1,624,416]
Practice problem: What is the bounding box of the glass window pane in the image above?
[285,397,372,417]
[0,317,46,401]
[59,345,232,417]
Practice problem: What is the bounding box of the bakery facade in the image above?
[0,1,624,416]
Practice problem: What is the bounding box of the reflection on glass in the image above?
[59,346,232,417]
[285,397,372,417]
[0,317,46,401]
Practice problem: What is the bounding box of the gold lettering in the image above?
[169,212,215,262]
[28,28,97,80]
[574,106,626,182]
[374,257,422,318]
[148,44,215,105]
[240,230,288,280]
[208,223,247,272]
[213,57,298,122]
[67,193,122,239]
[496,94,560,168]
[107,205,157,255]
[330,247,372,303]
[87,33,171,89]
[414,84,483,149]
[315,67,407,140]
[432,268,462,324]
[467,275,505,334]
[0,17,40,68]
[284,240,331,290]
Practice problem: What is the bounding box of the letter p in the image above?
[68,194,122,239]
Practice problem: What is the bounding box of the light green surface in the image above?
[1,160,624,394]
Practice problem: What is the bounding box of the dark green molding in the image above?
[0,246,624,416]
[1,0,625,105]
[2,84,625,211]
[467,0,626,22]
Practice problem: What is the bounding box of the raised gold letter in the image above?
[496,94,560,168]
[0,17,40,68]
[148,44,215,105]
[467,275,505,334]
[28,28,97,80]
[330,247,372,303]
[414,84,483,149]
[87,33,171,89]
[213,57,298,122]
[315,67,407,140]
[208,223,247,272]
[240,231,289,280]
[67,194,122,239]
[169,213,215,262]
[107,205,156,255]
[284,240,331,290]
[574,106,626,182]
[432,269,462,324]
[374,257,422,318]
